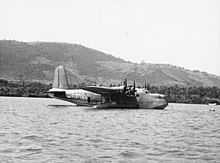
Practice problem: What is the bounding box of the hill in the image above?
[1,40,220,88]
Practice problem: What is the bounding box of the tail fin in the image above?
[53,65,69,89]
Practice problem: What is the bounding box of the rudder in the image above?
[53,66,69,89]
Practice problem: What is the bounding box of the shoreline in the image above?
[0,95,219,106]
[1,80,220,105]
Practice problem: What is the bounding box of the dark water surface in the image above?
[0,97,220,162]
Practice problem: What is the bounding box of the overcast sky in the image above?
[0,0,219,75]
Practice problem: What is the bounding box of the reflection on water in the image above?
[0,97,220,162]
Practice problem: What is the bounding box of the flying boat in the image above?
[47,66,168,109]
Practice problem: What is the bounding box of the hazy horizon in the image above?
[0,0,219,75]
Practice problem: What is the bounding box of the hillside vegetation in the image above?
[1,40,220,88]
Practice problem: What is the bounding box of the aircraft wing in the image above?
[82,86,123,94]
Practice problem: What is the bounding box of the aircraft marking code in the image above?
[71,92,87,101]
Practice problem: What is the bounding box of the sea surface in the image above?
[0,97,220,163]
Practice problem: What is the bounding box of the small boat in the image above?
[208,103,217,106]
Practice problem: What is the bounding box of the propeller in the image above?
[122,79,127,93]
[124,79,127,88]
[133,81,136,90]
[122,79,136,95]
[143,83,147,89]
[132,81,136,95]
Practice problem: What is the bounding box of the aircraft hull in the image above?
[49,90,168,109]
[53,96,167,109]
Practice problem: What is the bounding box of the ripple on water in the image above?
[20,146,43,153]
[1,97,220,162]
[0,149,15,154]
[21,135,42,140]
[118,150,142,159]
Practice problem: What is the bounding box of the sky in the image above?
[0,0,220,76]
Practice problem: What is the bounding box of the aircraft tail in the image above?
[52,65,69,89]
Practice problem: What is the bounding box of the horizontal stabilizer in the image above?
[47,88,66,98]
[46,88,66,93]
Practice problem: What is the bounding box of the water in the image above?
[0,97,220,163]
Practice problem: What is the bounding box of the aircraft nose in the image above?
[158,94,166,99]
[159,95,168,104]
[163,95,169,104]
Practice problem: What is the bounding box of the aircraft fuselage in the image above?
[48,88,168,109]
[47,65,168,109]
